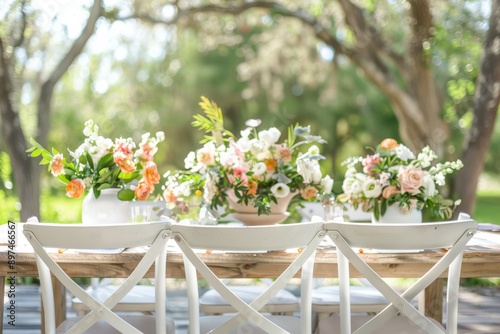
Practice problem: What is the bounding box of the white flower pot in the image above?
[82,188,131,225]
[371,203,422,224]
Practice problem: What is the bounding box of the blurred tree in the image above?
[0,0,103,220]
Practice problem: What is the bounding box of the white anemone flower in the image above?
[362,178,382,199]
[271,183,290,198]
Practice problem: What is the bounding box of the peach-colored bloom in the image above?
[163,188,177,203]
[139,142,156,161]
[135,180,153,201]
[398,166,424,195]
[49,154,64,176]
[301,186,318,200]
[113,151,136,173]
[382,185,399,199]
[264,158,277,172]
[276,145,292,163]
[143,161,160,185]
[114,138,135,157]
[197,147,215,166]
[66,179,85,198]
[380,138,398,150]
[247,181,258,196]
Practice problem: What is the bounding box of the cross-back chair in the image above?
[172,221,326,334]
[23,219,175,334]
[319,214,477,334]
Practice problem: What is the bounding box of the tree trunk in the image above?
[0,38,40,221]
[455,1,500,217]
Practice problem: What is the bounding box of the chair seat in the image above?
[72,285,156,314]
[57,315,175,334]
[200,314,302,334]
[312,285,388,313]
[199,285,299,314]
[318,314,445,333]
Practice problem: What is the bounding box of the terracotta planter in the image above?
[226,191,297,226]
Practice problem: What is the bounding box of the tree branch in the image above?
[36,0,104,144]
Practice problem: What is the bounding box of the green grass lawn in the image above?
[472,190,500,225]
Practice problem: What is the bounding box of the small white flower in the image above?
[395,144,415,161]
[271,183,290,198]
[258,127,281,146]
[320,175,334,194]
[434,172,446,186]
[423,174,437,198]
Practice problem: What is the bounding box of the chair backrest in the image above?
[23,219,171,334]
[324,214,477,334]
[172,221,326,334]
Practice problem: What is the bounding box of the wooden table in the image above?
[1,223,500,332]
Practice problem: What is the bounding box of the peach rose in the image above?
[113,151,136,173]
[143,161,160,185]
[382,185,399,199]
[301,186,318,200]
[49,154,64,177]
[66,179,85,198]
[398,166,424,195]
[380,138,399,150]
[135,180,153,201]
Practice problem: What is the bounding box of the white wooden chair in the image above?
[319,214,477,334]
[172,221,326,334]
[298,202,388,329]
[23,220,176,334]
[71,201,168,316]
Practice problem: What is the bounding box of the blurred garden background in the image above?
[1,0,499,225]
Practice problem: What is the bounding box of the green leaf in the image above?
[118,189,135,201]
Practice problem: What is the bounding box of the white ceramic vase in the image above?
[371,203,422,224]
[82,188,131,225]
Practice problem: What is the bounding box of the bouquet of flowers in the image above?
[163,96,334,217]
[337,138,463,220]
[28,119,164,201]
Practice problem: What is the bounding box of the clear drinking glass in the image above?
[130,204,152,223]
[323,197,344,222]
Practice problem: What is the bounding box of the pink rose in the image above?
[398,166,424,195]
[362,154,382,175]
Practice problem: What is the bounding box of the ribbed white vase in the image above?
[82,188,131,225]
[371,203,422,224]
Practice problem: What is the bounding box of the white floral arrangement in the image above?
[163,96,334,216]
[337,138,463,220]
